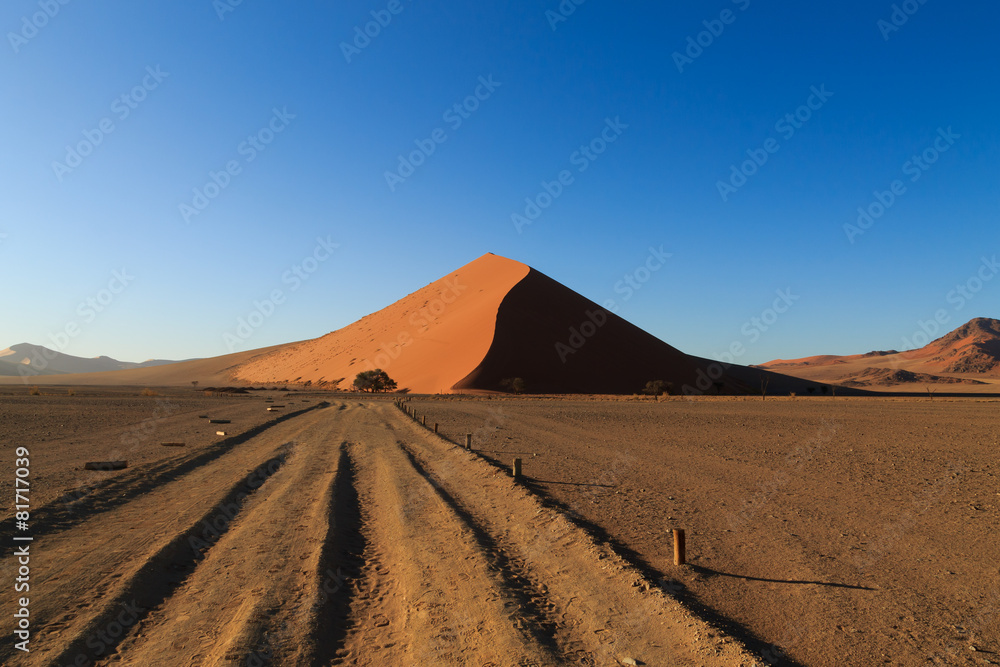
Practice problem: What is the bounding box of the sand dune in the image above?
[233,253,841,395]
[5,253,856,395]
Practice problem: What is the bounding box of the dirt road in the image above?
[1,401,762,666]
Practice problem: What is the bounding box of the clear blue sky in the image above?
[2,1,997,364]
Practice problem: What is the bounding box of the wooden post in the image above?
[465,433,472,450]
[434,423,439,433]
[513,457,522,479]
[673,529,686,566]
[421,415,426,426]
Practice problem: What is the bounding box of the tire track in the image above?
[0,406,337,666]
[385,403,765,666]
[11,400,766,665]
[106,406,358,666]
[397,442,576,660]
[0,401,329,550]
[332,417,558,665]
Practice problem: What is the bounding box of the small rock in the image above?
[620,659,639,666]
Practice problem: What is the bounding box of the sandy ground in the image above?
[0,393,767,666]
[0,386,314,518]
[407,395,1000,666]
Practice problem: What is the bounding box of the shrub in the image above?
[642,380,669,396]
[500,377,526,394]
[29,386,41,396]
[67,389,76,396]
[140,388,159,397]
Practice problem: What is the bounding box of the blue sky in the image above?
[1,1,997,364]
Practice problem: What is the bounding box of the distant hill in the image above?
[760,317,1000,390]
[0,343,195,378]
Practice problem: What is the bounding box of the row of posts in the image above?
[393,398,522,480]
[391,398,686,566]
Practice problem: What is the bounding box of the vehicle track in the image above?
[0,401,328,551]
[9,401,762,666]
[329,403,760,666]
[333,412,558,665]
[0,403,339,666]
[106,405,357,665]
[381,403,764,666]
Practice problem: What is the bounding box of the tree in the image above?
[642,380,673,396]
[352,369,398,393]
[191,380,199,389]
[500,377,526,394]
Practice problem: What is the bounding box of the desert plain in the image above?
[1,387,997,666]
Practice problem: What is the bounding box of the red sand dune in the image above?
[4,253,848,395]
[233,253,835,395]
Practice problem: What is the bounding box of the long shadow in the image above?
[309,445,366,666]
[691,565,875,590]
[463,449,810,667]
[526,478,615,489]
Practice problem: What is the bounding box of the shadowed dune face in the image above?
[453,268,843,396]
[454,268,705,394]
[230,254,531,393]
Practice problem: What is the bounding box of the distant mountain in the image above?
[0,343,195,378]
[761,317,1000,390]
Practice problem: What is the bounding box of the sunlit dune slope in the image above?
[231,253,530,393]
